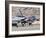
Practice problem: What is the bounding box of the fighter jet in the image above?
[12,8,39,27]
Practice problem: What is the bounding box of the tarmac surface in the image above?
[12,21,40,31]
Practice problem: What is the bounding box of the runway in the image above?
[12,21,40,31]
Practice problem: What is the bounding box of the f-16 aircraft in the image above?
[12,8,39,27]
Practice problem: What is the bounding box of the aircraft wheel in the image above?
[12,23,18,27]
[29,23,32,25]
[21,23,24,27]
